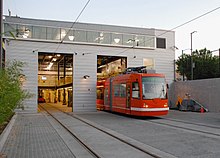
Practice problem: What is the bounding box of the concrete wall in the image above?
[169,78,220,112]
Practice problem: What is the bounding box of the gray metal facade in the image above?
[3,16,175,113]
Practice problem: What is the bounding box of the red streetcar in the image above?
[102,66,169,116]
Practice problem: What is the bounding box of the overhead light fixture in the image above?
[45,62,53,70]
[68,35,74,41]
[83,75,90,79]
[114,38,120,44]
[42,76,47,80]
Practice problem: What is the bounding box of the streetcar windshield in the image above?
[142,77,166,99]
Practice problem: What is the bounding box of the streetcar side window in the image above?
[114,85,120,97]
[113,84,126,98]
[120,83,126,97]
[132,82,140,99]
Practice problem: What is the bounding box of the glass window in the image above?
[16,25,32,38]
[132,82,140,99]
[101,32,111,44]
[134,35,145,47]
[3,23,158,49]
[47,27,60,40]
[87,31,99,43]
[122,34,134,46]
[156,38,166,49]
[120,83,126,97]
[33,26,46,40]
[75,30,87,42]
[3,23,17,37]
[61,28,75,41]
[143,58,154,69]
[144,36,155,48]
[142,77,166,99]
[114,85,120,97]
[91,32,111,44]
[60,29,67,41]
[112,33,122,45]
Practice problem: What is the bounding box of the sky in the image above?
[3,0,220,58]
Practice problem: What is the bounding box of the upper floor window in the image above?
[3,22,157,49]
[156,38,166,49]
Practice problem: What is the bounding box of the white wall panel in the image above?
[5,40,38,113]
[72,53,97,112]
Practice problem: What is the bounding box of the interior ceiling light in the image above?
[48,55,52,58]
[68,36,74,41]
[52,58,57,61]
[45,62,53,70]
[114,38,120,44]
[41,76,47,80]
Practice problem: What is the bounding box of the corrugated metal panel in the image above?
[73,53,97,112]
[5,40,38,113]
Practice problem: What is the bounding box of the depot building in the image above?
[3,16,175,113]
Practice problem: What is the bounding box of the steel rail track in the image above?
[39,104,102,158]
[161,117,220,129]
[146,119,220,137]
[45,104,163,158]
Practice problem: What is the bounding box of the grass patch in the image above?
[0,112,14,134]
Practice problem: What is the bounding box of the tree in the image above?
[0,60,31,125]
[176,48,220,80]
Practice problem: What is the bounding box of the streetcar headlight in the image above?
[143,103,149,108]
[164,103,168,107]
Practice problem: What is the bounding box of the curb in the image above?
[0,114,17,152]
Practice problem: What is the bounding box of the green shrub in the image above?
[0,60,30,125]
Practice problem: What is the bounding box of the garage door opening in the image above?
[97,55,127,109]
[38,52,73,112]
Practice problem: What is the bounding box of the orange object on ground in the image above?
[200,107,204,113]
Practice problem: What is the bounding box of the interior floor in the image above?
[38,102,72,113]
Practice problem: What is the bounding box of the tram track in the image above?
[161,117,220,129]
[39,103,176,158]
[145,117,220,138]
[39,104,102,158]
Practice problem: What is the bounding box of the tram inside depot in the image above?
[96,55,127,108]
[38,53,127,111]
